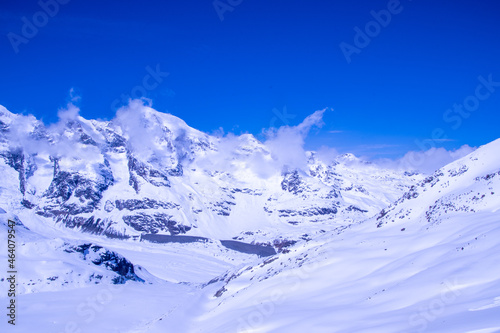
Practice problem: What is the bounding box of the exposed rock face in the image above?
[45,168,113,207]
[35,158,115,234]
[127,153,170,193]
[210,200,235,216]
[168,163,183,177]
[114,198,179,211]
[65,244,144,284]
[123,213,191,235]
[281,170,304,195]
[1,148,37,195]
[277,206,337,218]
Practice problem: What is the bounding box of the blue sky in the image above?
[1,0,499,158]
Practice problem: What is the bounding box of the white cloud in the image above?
[56,102,80,123]
[2,102,102,162]
[192,108,329,179]
[113,99,169,163]
[374,145,476,174]
[0,101,478,177]
[314,145,340,165]
[69,87,82,103]
[263,109,327,173]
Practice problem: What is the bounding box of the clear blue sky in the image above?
[1,0,499,158]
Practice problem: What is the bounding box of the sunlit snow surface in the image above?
[0,104,500,332]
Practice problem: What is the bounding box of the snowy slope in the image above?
[171,139,500,333]
[100,139,499,333]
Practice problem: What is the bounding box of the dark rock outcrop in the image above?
[65,244,144,284]
[122,213,191,235]
[281,170,304,195]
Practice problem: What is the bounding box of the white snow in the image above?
[0,105,499,332]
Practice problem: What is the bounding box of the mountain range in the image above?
[0,102,499,332]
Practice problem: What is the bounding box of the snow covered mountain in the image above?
[1,102,499,332]
[0,102,420,243]
[194,139,500,333]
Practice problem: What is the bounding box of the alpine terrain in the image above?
[0,102,499,333]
